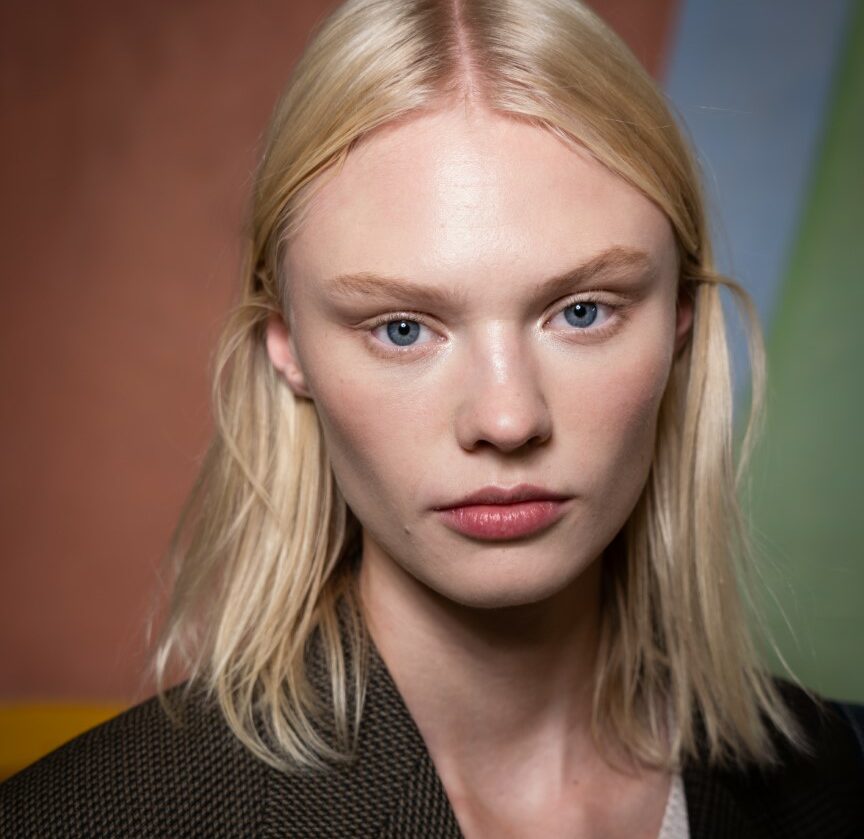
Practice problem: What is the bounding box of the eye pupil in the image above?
[564,301,598,328]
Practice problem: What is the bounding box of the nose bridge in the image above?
[454,320,552,452]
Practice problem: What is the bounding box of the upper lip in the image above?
[433,483,572,510]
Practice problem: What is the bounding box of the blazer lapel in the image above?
[261,615,464,838]
[359,641,463,839]
[376,742,464,838]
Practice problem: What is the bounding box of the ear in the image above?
[674,284,695,355]
[265,312,312,399]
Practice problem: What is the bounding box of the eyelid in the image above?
[367,310,435,328]
[551,289,624,312]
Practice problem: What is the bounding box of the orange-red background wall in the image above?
[0,0,679,703]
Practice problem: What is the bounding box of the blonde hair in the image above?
[153,0,810,774]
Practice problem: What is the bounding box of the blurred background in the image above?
[1,0,862,778]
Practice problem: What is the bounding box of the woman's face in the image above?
[267,104,690,609]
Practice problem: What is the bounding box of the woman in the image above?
[2,0,862,836]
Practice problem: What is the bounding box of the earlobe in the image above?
[264,312,312,399]
[674,286,695,355]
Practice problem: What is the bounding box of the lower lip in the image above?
[434,500,570,541]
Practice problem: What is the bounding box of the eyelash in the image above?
[365,294,624,355]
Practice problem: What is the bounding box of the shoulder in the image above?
[684,676,864,838]
[0,683,272,838]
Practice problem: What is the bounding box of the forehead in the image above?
[286,105,675,287]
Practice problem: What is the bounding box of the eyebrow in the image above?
[323,245,657,309]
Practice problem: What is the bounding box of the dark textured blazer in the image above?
[2,623,863,839]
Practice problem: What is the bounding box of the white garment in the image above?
[656,772,690,839]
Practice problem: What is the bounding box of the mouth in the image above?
[432,484,573,541]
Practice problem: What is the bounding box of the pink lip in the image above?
[435,483,572,509]
[434,497,571,542]
[432,483,573,541]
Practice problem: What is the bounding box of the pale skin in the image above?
[266,102,693,838]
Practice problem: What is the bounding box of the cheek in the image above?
[555,336,672,488]
[300,341,434,516]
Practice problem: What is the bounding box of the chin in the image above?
[421,560,585,611]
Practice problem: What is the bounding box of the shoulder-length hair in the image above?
[153,0,809,774]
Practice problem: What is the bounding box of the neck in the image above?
[356,538,604,793]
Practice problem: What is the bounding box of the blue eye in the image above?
[563,301,598,328]
[384,319,421,346]
[369,316,437,352]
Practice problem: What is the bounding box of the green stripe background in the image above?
[748,1,864,702]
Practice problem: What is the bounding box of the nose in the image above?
[453,326,553,453]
